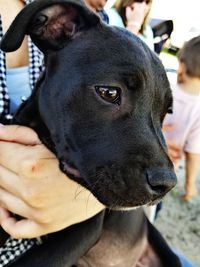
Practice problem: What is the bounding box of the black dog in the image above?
[1,0,182,266]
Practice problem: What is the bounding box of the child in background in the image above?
[164,36,200,201]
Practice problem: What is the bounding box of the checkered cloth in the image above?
[0,0,43,265]
[0,25,9,117]
[0,238,36,267]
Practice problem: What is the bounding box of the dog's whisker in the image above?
[109,199,120,211]
[85,192,92,215]
[74,184,87,200]
[89,173,104,192]
[89,178,101,191]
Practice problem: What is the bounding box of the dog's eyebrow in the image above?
[122,72,145,92]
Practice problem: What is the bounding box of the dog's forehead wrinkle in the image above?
[56,25,150,65]
[46,55,147,99]
[49,60,149,93]
[41,29,153,84]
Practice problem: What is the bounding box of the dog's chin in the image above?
[112,206,140,211]
[113,198,162,211]
[107,197,162,211]
[86,187,163,210]
[147,197,162,206]
[60,161,164,210]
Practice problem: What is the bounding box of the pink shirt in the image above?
[164,74,200,155]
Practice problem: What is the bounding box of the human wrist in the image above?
[126,21,141,34]
[127,21,141,29]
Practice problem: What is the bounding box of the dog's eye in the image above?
[95,86,121,105]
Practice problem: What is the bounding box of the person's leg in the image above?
[182,152,200,201]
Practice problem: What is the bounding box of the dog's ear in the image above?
[0,0,100,52]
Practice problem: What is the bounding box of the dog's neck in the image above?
[76,209,148,267]
[76,209,163,267]
[76,227,148,267]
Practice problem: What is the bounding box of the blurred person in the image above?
[85,0,109,23]
[86,0,107,11]
[164,36,200,201]
[106,0,154,50]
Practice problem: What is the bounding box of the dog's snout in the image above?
[146,168,177,194]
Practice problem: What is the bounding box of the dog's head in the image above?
[1,0,176,209]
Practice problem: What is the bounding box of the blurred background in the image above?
[105,0,200,265]
[106,0,200,53]
[151,0,200,51]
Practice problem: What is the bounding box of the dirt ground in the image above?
[154,166,200,266]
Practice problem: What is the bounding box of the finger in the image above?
[167,146,181,156]
[0,187,34,219]
[166,139,181,151]
[0,142,55,173]
[0,207,11,221]
[0,165,21,196]
[168,149,182,162]
[0,216,46,239]
[0,125,40,145]
[163,124,176,132]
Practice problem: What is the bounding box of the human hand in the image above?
[126,2,147,34]
[162,124,182,163]
[0,125,104,239]
[166,139,182,163]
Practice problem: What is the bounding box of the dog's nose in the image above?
[146,168,177,194]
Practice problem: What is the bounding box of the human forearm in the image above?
[185,152,200,184]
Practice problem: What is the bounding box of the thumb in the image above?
[0,125,40,145]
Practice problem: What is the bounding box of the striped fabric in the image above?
[0,0,43,122]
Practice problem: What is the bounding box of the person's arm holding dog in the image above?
[0,0,106,239]
[0,125,104,239]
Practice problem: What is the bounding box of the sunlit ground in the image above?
[159,49,178,70]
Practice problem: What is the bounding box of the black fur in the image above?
[0,1,182,266]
